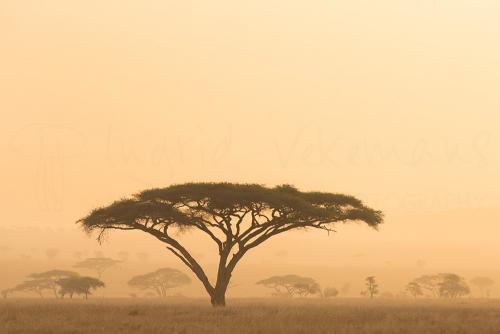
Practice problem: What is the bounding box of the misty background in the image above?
[1,0,499,297]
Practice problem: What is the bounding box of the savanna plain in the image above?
[2,298,500,334]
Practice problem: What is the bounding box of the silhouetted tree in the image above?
[438,273,470,298]
[323,287,339,298]
[77,183,383,306]
[406,281,424,298]
[73,257,121,278]
[361,276,378,299]
[13,279,52,298]
[128,268,190,298]
[470,277,495,298]
[408,273,470,299]
[57,276,105,299]
[293,280,321,297]
[28,270,79,298]
[411,275,441,297]
[257,275,321,297]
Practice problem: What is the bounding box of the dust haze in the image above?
[1,0,500,333]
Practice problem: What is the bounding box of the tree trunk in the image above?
[210,272,231,307]
[210,288,227,307]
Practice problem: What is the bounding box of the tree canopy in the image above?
[437,273,470,298]
[28,270,79,298]
[257,275,321,297]
[78,182,383,306]
[406,281,424,298]
[128,268,191,298]
[73,257,121,278]
[5,270,78,298]
[361,276,379,299]
[407,273,470,298]
[12,279,52,298]
[57,276,105,299]
[470,277,494,297]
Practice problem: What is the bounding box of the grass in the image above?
[2,298,500,334]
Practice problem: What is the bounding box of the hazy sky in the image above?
[1,0,499,274]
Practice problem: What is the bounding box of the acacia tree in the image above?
[361,276,379,299]
[77,183,383,307]
[57,276,105,299]
[470,277,494,298]
[410,275,441,297]
[73,257,121,279]
[128,268,191,297]
[438,273,470,298]
[257,275,321,297]
[13,279,52,298]
[406,281,423,298]
[408,273,470,299]
[28,270,79,298]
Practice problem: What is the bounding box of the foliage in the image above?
[407,273,470,299]
[361,276,378,299]
[437,273,470,298]
[410,275,442,297]
[57,276,105,299]
[257,275,321,297]
[128,268,190,297]
[77,182,383,306]
[73,258,121,278]
[406,281,424,298]
[7,270,78,298]
[28,270,79,298]
[470,277,494,297]
[12,279,53,298]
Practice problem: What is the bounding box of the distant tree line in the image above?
[255,273,494,300]
[1,261,191,300]
[256,274,341,299]
[1,270,104,299]
[0,256,121,299]
[406,273,471,299]
[2,257,495,301]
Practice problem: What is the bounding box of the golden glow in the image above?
[1,0,499,296]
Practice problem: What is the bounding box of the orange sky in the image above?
[1,0,499,276]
